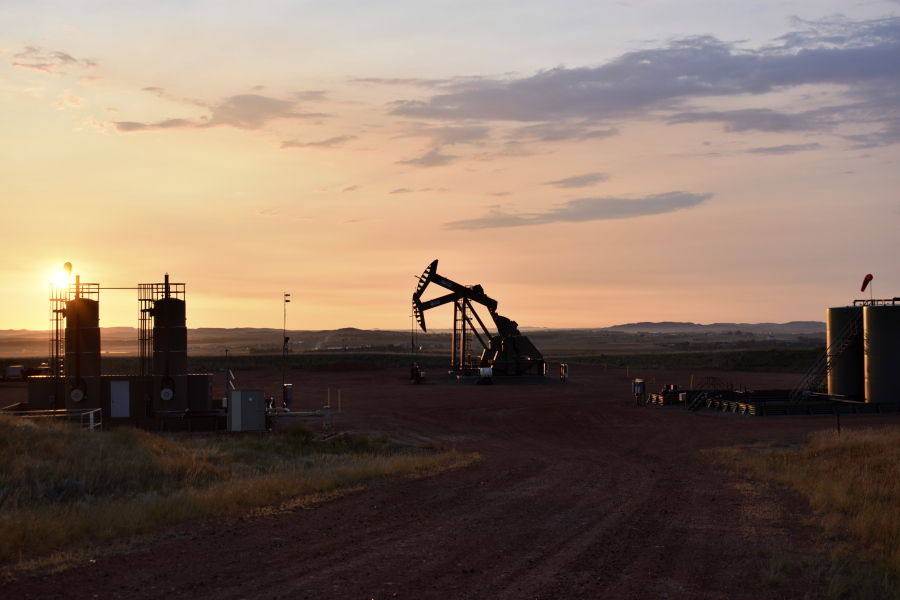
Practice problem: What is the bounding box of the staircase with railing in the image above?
[686,376,731,411]
[789,306,863,403]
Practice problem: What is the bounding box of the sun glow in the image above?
[52,270,70,288]
[52,263,72,288]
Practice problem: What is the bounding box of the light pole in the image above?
[283,293,291,407]
[223,348,229,402]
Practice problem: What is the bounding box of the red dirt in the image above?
[3,364,896,599]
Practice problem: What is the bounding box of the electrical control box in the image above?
[227,389,265,431]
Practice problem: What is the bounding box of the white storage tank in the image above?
[826,306,865,398]
[864,304,900,403]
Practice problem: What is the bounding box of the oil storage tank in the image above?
[864,304,900,403]
[153,296,188,412]
[65,297,102,409]
[826,306,865,398]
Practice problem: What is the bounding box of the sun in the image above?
[51,262,72,287]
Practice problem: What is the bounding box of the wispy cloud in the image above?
[545,172,609,188]
[389,187,449,194]
[511,122,619,142]
[667,108,827,132]
[115,94,329,132]
[11,46,95,74]
[396,149,458,167]
[445,191,712,229]
[746,143,822,155]
[281,135,357,149]
[397,124,491,146]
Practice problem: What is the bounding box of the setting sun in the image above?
[51,270,69,288]
[51,263,72,288]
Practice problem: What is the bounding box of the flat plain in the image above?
[2,364,892,599]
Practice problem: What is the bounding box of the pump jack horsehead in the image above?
[412,260,546,376]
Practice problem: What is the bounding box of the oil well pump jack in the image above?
[412,260,546,376]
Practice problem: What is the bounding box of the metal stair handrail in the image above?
[789,306,863,403]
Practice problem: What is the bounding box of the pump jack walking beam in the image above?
[413,260,498,334]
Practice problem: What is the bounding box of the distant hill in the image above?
[0,321,828,339]
[0,321,827,359]
[604,321,825,334]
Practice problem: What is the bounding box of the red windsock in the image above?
[861,273,873,292]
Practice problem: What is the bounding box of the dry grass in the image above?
[0,414,471,567]
[721,426,900,599]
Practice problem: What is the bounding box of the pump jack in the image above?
[412,260,545,376]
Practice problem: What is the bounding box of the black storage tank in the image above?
[64,297,102,409]
[153,297,188,411]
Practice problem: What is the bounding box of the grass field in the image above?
[0,414,471,575]
[723,427,900,599]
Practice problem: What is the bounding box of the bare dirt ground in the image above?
[3,364,897,599]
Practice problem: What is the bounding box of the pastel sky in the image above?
[3,0,899,331]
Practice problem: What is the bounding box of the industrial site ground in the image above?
[2,364,897,600]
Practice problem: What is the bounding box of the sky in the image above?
[2,0,899,331]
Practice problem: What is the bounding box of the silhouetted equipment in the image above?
[791,297,900,403]
[412,259,545,376]
[141,274,190,412]
[632,378,645,405]
[826,306,865,398]
[30,271,214,430]
[63,278,101,409]
[228,389,266,432]
[864,302,900,404]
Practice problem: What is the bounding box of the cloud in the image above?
[396,149,458,167]
[387,17,900,146]
[511,123,619,142]
[341,185,359,193]
[389,187,449,194]
[294,90,329,101]
[11,46,95,74]
[58,94,84,109]
[445,191,712,230]
[667,108,825,132]
[844,119,900,148]
[398,124,491,146]
[115,119,194,131]
[746,143,822,155]
[352,77,459,89]
[115,94,329,132]
[545,173,609,188]
[208,95,311,129]
[281,135,357,149]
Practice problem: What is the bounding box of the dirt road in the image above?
[4,364,891,599]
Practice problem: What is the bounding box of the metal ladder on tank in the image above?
[789,307,863,403]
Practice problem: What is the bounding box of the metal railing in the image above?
[0,407,103,431]
[789,306,863,403]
